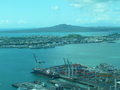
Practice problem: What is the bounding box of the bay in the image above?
[0,32,120,90]
[0,41,120,90]
[0,31,120,37]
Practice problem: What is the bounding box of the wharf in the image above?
[12,81,49,90]
[59,75,120,90]
[48,78,98,90]
[60,75,95,87]
[31,57,120,90]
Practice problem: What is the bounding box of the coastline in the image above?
[0,33,120,49]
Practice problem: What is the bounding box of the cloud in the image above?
[0,20,9,24]
[17,20,27,24]
[83,0,94,3]
[75,18,95,24]
[0,19,28,25]
[68,0,119,9]
[75,14,110,24]
[95,0,118,3]
[96,15,110,21]
[68,0,112,11]
[67,0,118,4]
[93,3,107,13]
[67,0,120,26]
[51,5,60,11]
[69,0,120,14]
[70,3,83,8]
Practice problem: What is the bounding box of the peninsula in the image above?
[0,33,120,49]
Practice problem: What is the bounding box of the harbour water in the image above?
[0,31,120,37]
[0,32,120,90]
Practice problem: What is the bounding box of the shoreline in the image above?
[0,33,120,49]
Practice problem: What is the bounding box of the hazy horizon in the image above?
[0,0,120,29]
[0,24,120,32]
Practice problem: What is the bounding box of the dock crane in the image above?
[63,58,74,77]
[63,58,68,76]
[33,54,45,68]
[67,58,72,77]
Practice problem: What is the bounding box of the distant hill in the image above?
[0,24,120,33]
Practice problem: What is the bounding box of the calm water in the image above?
[0,42,120,90]
[0,31,120,37]
[0,32,120,90]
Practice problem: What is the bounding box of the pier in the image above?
[12,57,120,90]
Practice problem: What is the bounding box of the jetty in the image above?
[12,56,120,90]
[12,81,49,90]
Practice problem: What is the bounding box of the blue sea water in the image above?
[0,32,120,90]
[0,31,120,37]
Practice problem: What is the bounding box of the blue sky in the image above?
[0,0,120,28]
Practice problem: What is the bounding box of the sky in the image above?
[0,0,120,29]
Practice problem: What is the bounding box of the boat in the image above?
[32,68,60,78]
[12,80,48,90]
[32,55,87,79]
[31,54,60,79]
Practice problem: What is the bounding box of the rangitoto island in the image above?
[0,33,120,49]
[1,24,120,33]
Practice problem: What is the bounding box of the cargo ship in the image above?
[32,55,88,79]
[31,54,60,78]
[32,68,60,78]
